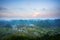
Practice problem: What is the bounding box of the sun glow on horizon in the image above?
[32,12,40,17]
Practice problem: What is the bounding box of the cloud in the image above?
[0,7,7,11]
[0,7,60,19]
[0,7,8,13]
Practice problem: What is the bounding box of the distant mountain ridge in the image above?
[0,19,60,28]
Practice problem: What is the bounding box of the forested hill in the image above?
[0,19,60,28]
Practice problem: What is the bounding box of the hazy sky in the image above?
[0,0,60,19]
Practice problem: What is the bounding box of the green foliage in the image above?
[0,27,60,40]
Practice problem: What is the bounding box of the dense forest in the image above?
[0,19,60,40]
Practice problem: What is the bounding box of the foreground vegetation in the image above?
[0,27,60,40]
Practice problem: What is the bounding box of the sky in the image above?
[0,0,60,19]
